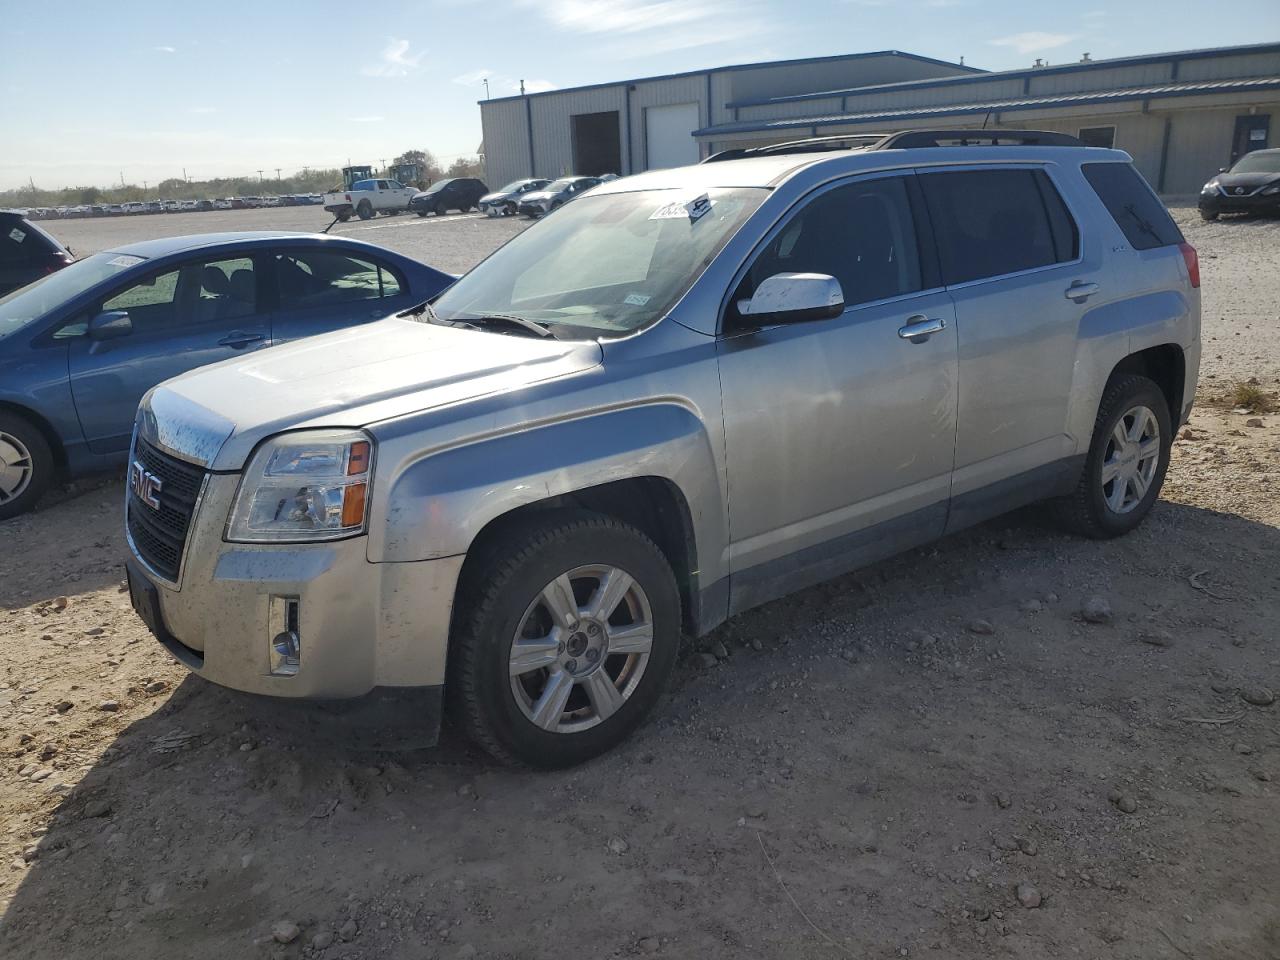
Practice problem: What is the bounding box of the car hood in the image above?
[1215,171,1280,189]
[479,191,514,203]
[139,318,603,471]
[520,191,556,203]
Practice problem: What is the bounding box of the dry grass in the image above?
[1228,380,1276,413]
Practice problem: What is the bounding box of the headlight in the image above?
[1262,185,1280,195]
[1202,179,1219,192]
[227,430,374,542]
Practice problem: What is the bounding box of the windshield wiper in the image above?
[458,313,556,338]
[396,297,440,321]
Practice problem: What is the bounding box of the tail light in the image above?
[1178,242,1200,289]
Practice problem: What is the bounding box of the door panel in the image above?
[717,173,958,614]
[916,166,1100,512]
[68,256,270,453]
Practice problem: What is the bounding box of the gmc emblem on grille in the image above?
[128,460,163,510]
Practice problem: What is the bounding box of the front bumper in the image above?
[125,473,464,699]
[1199,191,1280,215]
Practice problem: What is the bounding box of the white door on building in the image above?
[645,102,702,170]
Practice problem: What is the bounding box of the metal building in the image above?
[479,42,1280,195]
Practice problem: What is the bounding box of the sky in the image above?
[2,0,1278,191]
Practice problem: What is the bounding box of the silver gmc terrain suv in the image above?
[124,130,1201,767]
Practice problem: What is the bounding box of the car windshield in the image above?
[499,180,537,193]
[430,187,766,338]
[421,179,455,195]
[546,178,582,191]
[0,251,143,341]
[1230,151,1280,174]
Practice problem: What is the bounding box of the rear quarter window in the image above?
[1081,162,1183,250]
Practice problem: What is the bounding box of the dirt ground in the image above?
[1,208,1278,960]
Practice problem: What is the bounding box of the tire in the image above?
[450,511,681,768]
[1054,374,1172,539]
[436,203,449,216]
[356,200,374,220]
[415,208,428,218]
[0,412,55,521]
[1200,209,1219,221]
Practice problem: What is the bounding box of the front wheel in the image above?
[1199,208,1219,222]
[450,512,681,768]
[1054,374,1172,539]
[0,412,55,521]
[415,208,428,217]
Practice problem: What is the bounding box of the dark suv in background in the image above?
[1199,148,1280,220]
[0,211,74,296]
[410,178,489,216]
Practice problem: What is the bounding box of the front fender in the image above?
[369,402,724,569]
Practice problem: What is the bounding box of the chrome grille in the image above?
[126,439,206,582]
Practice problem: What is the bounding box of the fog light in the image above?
[269,597,300,676]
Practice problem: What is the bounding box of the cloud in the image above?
[361,38,423,78]
[154,45,176,53]
[989,31,1077,56]
[452,68,492,86]
[346,116,385,123]
[523,0,770,54]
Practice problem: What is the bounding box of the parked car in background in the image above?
[214,199,233,210]
[119,131,1201,768]
[477,178,551,217]
[516,176,601,217]
[0,232,455,518]
[409,178,488,217]
[322,179,415,221]
[0,211,75,296]
[1199,147,1280,220]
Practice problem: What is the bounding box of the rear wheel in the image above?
[1054,374,1171,539]
[450,512,681,768]
[356,200,374,220]
[0,412,55,521]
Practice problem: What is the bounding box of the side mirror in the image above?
[88,310,133,341]
[1219,167,1228,173]
[736,273,845,325]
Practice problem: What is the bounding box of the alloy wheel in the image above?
[1100,404,1160,514]
[0,431,34,505]
[508,564,654,734]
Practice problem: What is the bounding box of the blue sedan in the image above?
[0,231,453,518]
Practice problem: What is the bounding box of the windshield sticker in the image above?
[9,228,25,243]
[623,292,651,306]
[107,254,145,268]
[650,193,713,222]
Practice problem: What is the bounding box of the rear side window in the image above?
[920,169,1079,285]
[1081,162,1183,250]
[275,250,401,308]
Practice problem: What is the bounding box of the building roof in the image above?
[480,49,981,105]
[724,41,1280,110]
[696,76,1280,138]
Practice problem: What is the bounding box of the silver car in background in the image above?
[124,130,1200,768]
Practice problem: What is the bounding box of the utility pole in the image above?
[142,180,148,196]
[275,168,281,181]
[257,169,264,182]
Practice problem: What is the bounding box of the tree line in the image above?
[0,149,484,208]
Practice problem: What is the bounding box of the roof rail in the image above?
[701,128,1084,163]
[873,129,1084,148]
[701,133,888,163]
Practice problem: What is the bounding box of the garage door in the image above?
[645,103,701,170]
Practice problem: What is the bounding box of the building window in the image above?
[1078,126,1116,149]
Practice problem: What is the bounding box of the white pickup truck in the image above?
[322,178,415,221]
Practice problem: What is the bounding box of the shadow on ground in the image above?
[3,501,1279,960]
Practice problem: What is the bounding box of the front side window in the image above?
[275,250,401,308]
[737,175,923,310]
[102,268,182,330]
[432,187,766,337]
[920,168,1079,285]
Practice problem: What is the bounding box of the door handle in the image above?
[897,315,946,342]
[218,332,264,348]
[1065,281,1100,302]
